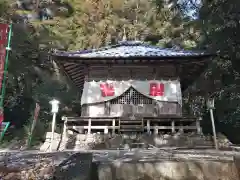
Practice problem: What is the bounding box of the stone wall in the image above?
[96,161,239,180]
[2,150,240,180]
[40,132,233,151]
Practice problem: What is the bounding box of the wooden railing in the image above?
[61,115,201,135]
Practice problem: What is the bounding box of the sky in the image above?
[178,0,201,18]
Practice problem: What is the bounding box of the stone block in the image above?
[39,132,61,152]
[40,139,60,152]
[45,132,61,140]
[53,153,93,180]
[97,161,239,180]
[76,134,86,141]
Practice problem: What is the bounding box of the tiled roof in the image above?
[53,41,211,59]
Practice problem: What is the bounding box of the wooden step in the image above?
[120,120,143,124]
[120,119,144,132]
[120,125,143,129]
[119,129,143,132]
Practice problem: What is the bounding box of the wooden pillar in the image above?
[59,117,68,151]
[154,124,158,135]
[62,119,67,140]
[88,119,91,134]
[147,120,150,134]
[171,121,175,133]
[79,127,84,134]
[104,126,108,134]
[196,119,201,134]
[73,126,77,133]
[112,119,116,135]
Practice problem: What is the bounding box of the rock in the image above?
[123,144,130,150]
[218,133,232,147]
[4,172,21,180]
[76,134,86,141]
[45,132,61,140]
[38,165,54,178]
[163,134,171,139]
[53,153,92,180]
[108,135,123,149]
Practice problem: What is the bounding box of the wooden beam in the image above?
[65,67,81,74]
[63,63,77,67]
[63,62,75,66]
[68,68,84,76]
[74,84,84,89]
[64,116,119,120]
[64,64,77,70]
[144,126,197,130]
[171,121,175,133]
[147,120,150,134]
[72,75,85,81]
[68,126,120,129]
[112,119,116,135]
[71,73,85,80]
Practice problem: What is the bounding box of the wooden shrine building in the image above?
[53,41,214,135]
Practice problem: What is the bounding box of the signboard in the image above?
[81,80,182,105]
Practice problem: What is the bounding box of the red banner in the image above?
[100,83,115,97]
[0,108,3,125]
[149,82,165,96]
[0,24,8,45]
[0,24,9,91]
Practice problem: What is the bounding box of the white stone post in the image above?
[49,99,60,152]
[207,98,219,150]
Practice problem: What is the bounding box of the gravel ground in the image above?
[0,151,73,180]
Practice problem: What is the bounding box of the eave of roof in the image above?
[53,41,216,92]
[52,41,215,61]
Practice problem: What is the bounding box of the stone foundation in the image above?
[96,161,238,180]
[40,132,233,151]
[59,133,214,150]
[2,150,239,180]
